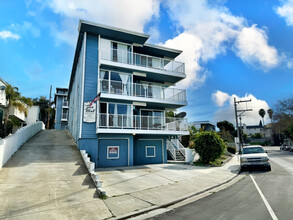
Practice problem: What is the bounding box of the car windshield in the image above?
[242,147,265,154]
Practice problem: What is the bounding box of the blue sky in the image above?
[0,0,293,126]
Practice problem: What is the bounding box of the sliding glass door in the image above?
[99,102,132,128]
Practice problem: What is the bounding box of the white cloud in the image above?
[212,90,230,107]
[162,0,281,88]
[0,31,20,40]
[276,0,293,26]
[28,0,284,88]
[212,91,271,126]
[37,0,161,46]
[234,25,279,70]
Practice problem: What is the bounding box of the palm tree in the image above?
[259,108,266,126]
[3,84,32,136]
[267,109,273,123]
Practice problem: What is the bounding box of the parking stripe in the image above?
[250,175,278,220]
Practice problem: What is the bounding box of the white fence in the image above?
[0,121,44,169]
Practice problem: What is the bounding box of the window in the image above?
[145,146,156,157]
[99,102,132,128]
[62,109,68,120]
[107,146,119,159]
[99,70,132,96]
[111,42,132,64]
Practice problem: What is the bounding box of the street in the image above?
[154,147,293,220]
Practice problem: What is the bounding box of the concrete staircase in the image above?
[175,150,185,161]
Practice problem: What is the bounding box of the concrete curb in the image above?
[113,168,241,220]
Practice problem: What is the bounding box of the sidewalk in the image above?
[96,155,240,219]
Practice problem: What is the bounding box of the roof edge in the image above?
[79,20,150,39]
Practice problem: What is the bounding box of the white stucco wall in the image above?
[26,106,40,124]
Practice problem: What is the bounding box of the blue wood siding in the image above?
[97,133,133,167]
[55,96,62,130]
[78,138,98,165]
[68,37,84,141]
[134,135,167,165]
[82,34,99,138]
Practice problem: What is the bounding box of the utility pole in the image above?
[234,98,252,153]
[47,85,52,130]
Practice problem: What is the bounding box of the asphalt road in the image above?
[154,147,293,220]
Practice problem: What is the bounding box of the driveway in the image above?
[96,163,219,197]
[0,130,112,220]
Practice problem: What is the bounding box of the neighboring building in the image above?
[190,121,215,132]
[26,106,41,124]
[0,78,27,126]
[0,78,8,125]
[242,124,263,136]
[54,88,69,130]
[67,20,188,167]
[263,123,274,143]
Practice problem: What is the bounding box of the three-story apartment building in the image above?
[54,88,69,130]
[68,20,188,167]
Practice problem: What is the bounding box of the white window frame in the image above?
[145,146,156,158]
[107,146,120,159]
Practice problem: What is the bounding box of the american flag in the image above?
[89,92,101,106]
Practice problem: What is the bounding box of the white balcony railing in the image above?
[100,47,185,74]
[98,113,188,131]
[61,113,68,121]
[100,79,186,102]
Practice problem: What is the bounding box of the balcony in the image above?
[100,47,185,74]
[98,113,188,132]
[100,79,186,103]
[62,100,69,107]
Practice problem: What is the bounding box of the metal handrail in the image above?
[167,140,177,160]
[99,79,186,102]
[100,47,185,73]
[171,139,186,157]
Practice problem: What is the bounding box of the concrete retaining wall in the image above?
[80,150,105,197]
[0,121,44,168]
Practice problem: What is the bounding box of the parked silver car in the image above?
[240,145,271,171]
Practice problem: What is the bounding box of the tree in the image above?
[216,120,235,132]
[33,96,55,129]
[191,132,226,164]
[267,109,273,123]
[259,109,266,126]
[3,84,32,136]
[272,97,293,135]
[165,111,174,118]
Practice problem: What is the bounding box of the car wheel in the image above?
[267,166,271,171]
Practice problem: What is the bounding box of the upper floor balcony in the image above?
[62,100,69,108]
[100,47,185,75]
[99,79,187,105]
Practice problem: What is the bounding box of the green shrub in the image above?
[192,132,226,164]
[227,146,236,154]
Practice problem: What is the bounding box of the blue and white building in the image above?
[68,20,188,167]
[54,88,69,130]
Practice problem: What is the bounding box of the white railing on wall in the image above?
[100,47,185,74]
[98,113,188,131]
[99,79,186,102]
[0,121,44,169]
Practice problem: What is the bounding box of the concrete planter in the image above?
[185,148,195,162]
